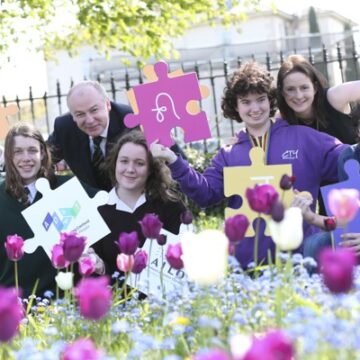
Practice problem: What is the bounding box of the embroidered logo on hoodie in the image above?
[282,149,299,160]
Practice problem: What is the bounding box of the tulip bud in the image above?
[5,234,24,261]
[63,338,101,360]
[51,244,70,269]
[224,214,249,243]
[165,243,184,269]
[116,253,134,273]
[61,232,87,263]
[319,247,356,294]
[156,234,167,246]
[117,231,139,255]
[75,276,112,320]
[280,174,296,190]
[270,200,285,222]
[139,213,163,239]
[131,250,148,274]
[245,184,279,214]
[324,217,337,231]
[180,210,193,225]
[55,272,74,290]
[78,256,96,276]
[0,287,24,342]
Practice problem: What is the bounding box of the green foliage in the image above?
[0,0,262,63]
[183,147,226,222]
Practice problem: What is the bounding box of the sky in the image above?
[1,0,360,99]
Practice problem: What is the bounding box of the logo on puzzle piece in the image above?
[224,147,294,237]
[124,60,211,147]
[42,201,81,232]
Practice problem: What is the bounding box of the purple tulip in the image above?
[224,214,249,243]
[61,232,87,263]
[280,174,296,190]
[78,256,96,277]
[4,234,24,261]
[243,330,295,360]
[245,184,279,214]
[139,213,163,239]
[75,276,112,320]
[270,200,285,222]
[131,250,148,274]
[194,349,231,360]
[0,287,24,342]
[117,231,139,255]
[319,247,357,294]
[166,243,184,270]
[63,338,100,360]
[51,244,70,269]
[180,210,193,225]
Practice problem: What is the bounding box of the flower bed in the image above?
[1,253,360,360]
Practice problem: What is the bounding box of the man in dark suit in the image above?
[48,80,185,191]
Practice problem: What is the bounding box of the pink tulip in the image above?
[139,213,163,239]
[63,338,100,360]
[319,247,357,294]
[328,188,359,227]
[117,231,139,255]
[245,184,279,214]
[75,276,112,320]
[60,232,87,262]
[224,214,249,243]
[116,253,134,273]
[78,256,96,276]
[0,287,24,342]
[166,243,184,270]
[51,244,70,269]
[131,250,148,274]
[242,330,294,360]
[4,234,24,261]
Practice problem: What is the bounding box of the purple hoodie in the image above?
[169,119,348,268]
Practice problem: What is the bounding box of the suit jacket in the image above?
[48,102,132,190]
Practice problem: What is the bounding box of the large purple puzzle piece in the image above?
[321,159,360,246]
[124,61,211,147]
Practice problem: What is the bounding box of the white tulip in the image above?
[55,271,74,290]
[181,229,228,286]
[268,207,303,251]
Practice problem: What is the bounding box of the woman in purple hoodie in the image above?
[151,61,348,268]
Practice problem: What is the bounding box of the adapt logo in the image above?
[42,201,81,232]
[282,149,299,160]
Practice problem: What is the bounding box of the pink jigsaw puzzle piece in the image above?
[124,61,211,147]
[321,159,360,246]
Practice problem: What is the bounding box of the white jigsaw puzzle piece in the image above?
[22,177,110,259]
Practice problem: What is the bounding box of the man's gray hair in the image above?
[66,80,108,107]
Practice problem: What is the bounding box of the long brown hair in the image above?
[106,130,183,204]
[4,123,55,201]
[277,55,328,128]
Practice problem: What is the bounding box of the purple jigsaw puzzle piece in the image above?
[321,159,360,246]
[124,61,211,147]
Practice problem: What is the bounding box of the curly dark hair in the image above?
[4,122,55,202]
[105,130,183,204]
[221,61,277,122]
[277,54,328,128]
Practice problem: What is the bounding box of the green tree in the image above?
[308,6,327,78]
[0,0,262,63]
[344,22,359,82]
